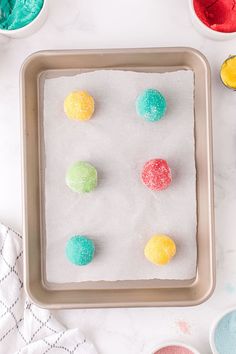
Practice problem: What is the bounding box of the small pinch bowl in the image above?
[147,341,200,354]
[209,307,236,354]
[220,55,236,91]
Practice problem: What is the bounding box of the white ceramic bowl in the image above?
[0,0,48,39]
[189,0,236,40]
[210,307,236,354]
[148,341,200,354]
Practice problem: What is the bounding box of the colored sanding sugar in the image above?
[154,345,194,354]
[193,0,236,33]
[136,88,167,122]
[221,56,236,90]
[214,310,236,354]
[141,158,172,191]
[0,0,44,30]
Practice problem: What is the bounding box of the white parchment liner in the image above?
[43,70,196,282]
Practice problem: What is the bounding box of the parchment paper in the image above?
[43,69,196,282]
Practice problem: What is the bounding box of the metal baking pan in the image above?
[21,48,215,308]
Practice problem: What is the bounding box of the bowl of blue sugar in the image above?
[210,308,236,354]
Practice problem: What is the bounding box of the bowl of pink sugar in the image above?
[151,342,200,354]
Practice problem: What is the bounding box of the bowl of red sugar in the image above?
[189,0,236,40]
[151,342,200,354]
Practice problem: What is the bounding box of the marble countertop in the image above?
[0,0,236,353]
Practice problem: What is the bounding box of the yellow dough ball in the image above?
[144,234,176,266]
[64,90,95,121]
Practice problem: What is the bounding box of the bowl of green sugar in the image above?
[0,0,48,38]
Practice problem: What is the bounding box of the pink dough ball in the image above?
[141,159,172,191]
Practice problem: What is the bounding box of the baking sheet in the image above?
[43,69,196,283]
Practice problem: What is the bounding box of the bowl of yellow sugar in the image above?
[220,56,236,90]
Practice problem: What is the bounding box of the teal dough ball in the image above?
[136,89,167,122]
[66,235,95,266]
[66,161,97,193]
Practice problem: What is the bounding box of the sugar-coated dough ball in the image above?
[66,161,97,193]
[144,234,176,265]
[136,89,167,122]
[66,235,95,266]
[64,90,95,121]
[141,159,172,191]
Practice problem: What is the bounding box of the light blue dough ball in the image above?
[136,88,167,122]
[66,235,95,266]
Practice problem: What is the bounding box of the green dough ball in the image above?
[66,235,95,266]
[136,88,167,122]
[66,161,97,193]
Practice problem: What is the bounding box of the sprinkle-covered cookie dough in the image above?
[141,158,172,191]
[64,90,95,121]
[66,235,95,266]
[66,161,97,193]
[144,234,176,266]
[136,88,167,122]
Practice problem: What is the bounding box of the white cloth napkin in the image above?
[0,223,98,354]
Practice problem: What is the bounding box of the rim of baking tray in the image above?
[146,340,200,354]
[209,306,236,354]
[20,47,215,309]
[188,0,236,39]
[0,0,47,34]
